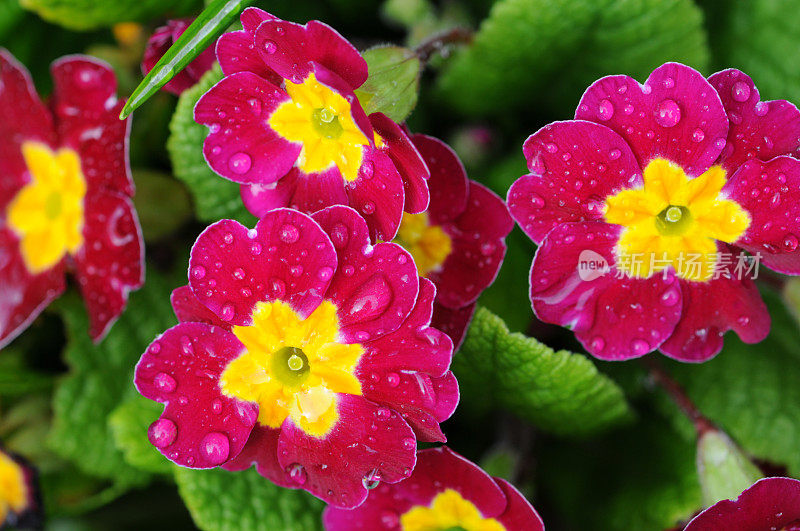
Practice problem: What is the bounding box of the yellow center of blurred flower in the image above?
[269,72,371,182]
[6,142,86,274]
[220,300,363,438]
[0,451,28,524]
[394,212,452,276]
[604,158,750,282]
[400,489,506,531]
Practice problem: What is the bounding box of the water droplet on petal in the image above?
[590,336,605,352]
[191,266,206,279]
[386,372,400,387]
[362,202,376,215]
[149,341,161,354]
[229,152,252,174]
[783,233,799,251]
[149,419,177,448]
[692,129,705,142]
[221,303,235,321]
[211,399,223,414]
[280,224,300,243]
[597,99,614,121]
[655,99,681,127]
[401,437,415,450]
[154,372,177,393]
[362,469,381,489]
[631,339,649,354]
[317,266,333,281]
[361,160,374,179]
[661,287,680,306]
[754,101,769,116]
[287,463,307,485]
[200,432,230,465]
[375,407,391,420]
[732,81,751,102]
[609,149,622,161]
[545,143,558,153]
[264,40,277,54]
[233,267,245,279]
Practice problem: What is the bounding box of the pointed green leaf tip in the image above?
[356,45,421,123]
[696,429,762,507]
[454,306,633,436]
[119,0,254,120]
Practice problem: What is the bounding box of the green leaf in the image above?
[539,407,702,530]
[667,289,800,477]
[121,0,255,119]
[168,65,255,224]
[454,306,632,436]
[706,0,800,105]
[696,429,762,507]
[357,45,421,122]
[20,0,202,30]
[175,467,324,531]
[109,395,175,475]
[437,0,709,117]
[48,266,178,486]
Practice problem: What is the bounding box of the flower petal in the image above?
[709,69,800,172]
[278,393,416,508]
[431,301,475,350]
[494,478,545,531]
[171,285,228,329]
[312,205,418,342]
[685,477,800,531]
[188,209,337,326]
[358,278,457,441]
[432,182,512,308]
[253,17,368,89]
[221,425,295,488]
[73,191,144,342]
[411,135,468,223]
[575,62,728,176]
[50,56,133,197]
[508,120,641,243]
[143,19,215,95]
[135,323,258,468]
[530,221,682,361]
[0,227,65,349]
[723,156,800,274]
[0,50,55,212]
[195,71,299,185]
[345,147,405,242]
[659,245,769,362]
[371,114,430,214]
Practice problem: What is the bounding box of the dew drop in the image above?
[386,372,400,387]
[361,160,374,179]
[661,287,680,306]
[154,372,177,393]
[401,437,415,450]
[362,469,381,489]
[545,143,558,153]
[609,149,622,161]
[590,336,605,352]
[692,129,705,142]
[754,101,769,116]
[731,81,751,102]
[228,152,252,174]
[623,104,634,115]
[211,398,223,414]
[149,341,162,354]
[530,193,544,208]
[191,266,206,279]
[362,202,376,215]
[280,224,300,243]
[783,233,799,251]
[631,339,649,354]
[200,432,230,464]
[655,99,681,127]
[317,266,334,281]
[233,267,245,279]
[263,39,277,54]
[597,99,614,121]
[148,419,177,448]
[287,463,307,485]
[375,407,391,420]
[221,303,235,321]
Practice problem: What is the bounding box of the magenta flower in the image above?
[135,206,457,508]
[141,18,215,96]
[391,134,513,347]
[0,446,40,529]
[194,8,430,242]
[0,50,144,347]
[508,62,800,362]
[323,446,544,530]
[684,477,800,530]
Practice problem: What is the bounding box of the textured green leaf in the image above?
[357,45,421,122]
[705,0,800,105]
[539,408,702,530]
[454,306,632,435]
[438,0,709,117]
[109,395,175,475]
[20,0,202,30]
[667,289,800,477]
[48,267,177,486]
[175,467,324,531]
[168,65,255,225]
[696,429,762,507]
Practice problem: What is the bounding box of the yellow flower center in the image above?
[394,212,453,276]
[604,158,750,282]
[6,142,86,274]
[269,72,371,182]
[400,489,506,531]
[220,300,363,438]
[0,451,28,524]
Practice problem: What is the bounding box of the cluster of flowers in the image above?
[134,7,531,527]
